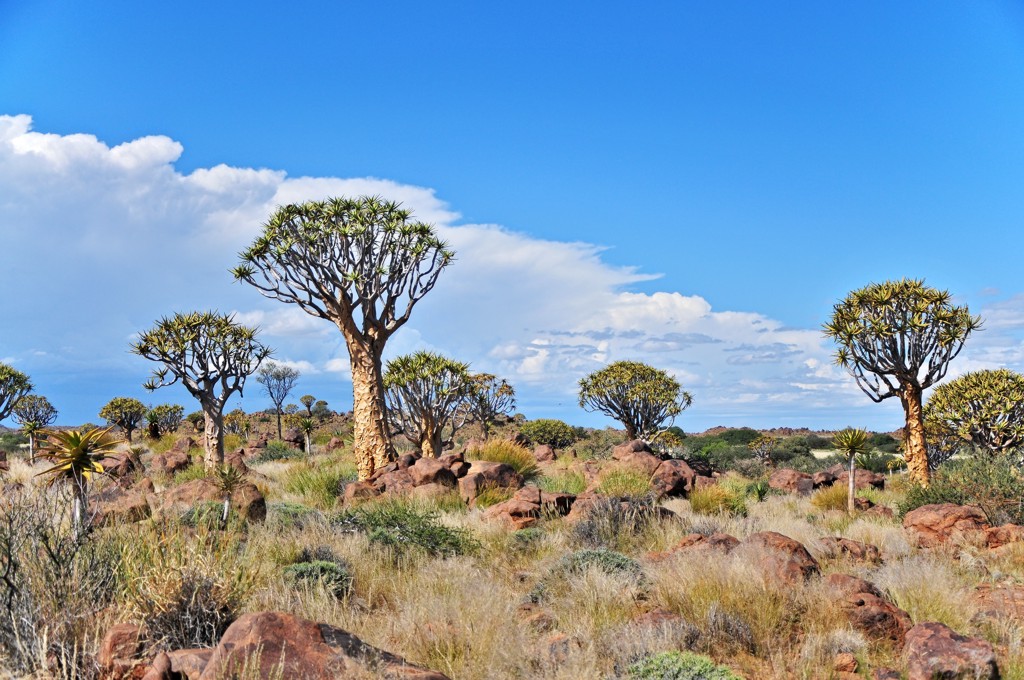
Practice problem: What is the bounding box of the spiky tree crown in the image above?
[99,397,148,433]
[12,394,58,430]
[36,427,120,486]
[0,363,32,421]
[824,279,980,401]
[832,428,871,457]
[384,351,474,444]
[924,368,1024,458]
[578,360,693,441]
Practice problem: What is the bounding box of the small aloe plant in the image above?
[36,427,120,537]
[833,428,871,516]
[212,464,247,529]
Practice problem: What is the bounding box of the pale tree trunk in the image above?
[203,407,225,471]
[348,342,395,480]
[304,432,311,454]
[72,475,88,540]
[419,420,443,458]
[848,454,856,516]
[28,433,35,463]
[901,385,930,487]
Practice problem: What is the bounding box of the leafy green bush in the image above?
[0,430,28,452]
[536,470,588,495]
[251,440,304,464]
[470,439,538,479]
[283,560,353,598]
[898,454,1023,524]
[628,651,741,680]
[519,419,578,448]
[855,449,899,473]
[334,499,479,558]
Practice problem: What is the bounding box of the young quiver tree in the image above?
[923,368,1024,467]
[255,362,300,439]
[833,428,870,516]
[747,434,777,468]
[467,373,516,438]
[0,362,32,422]
[824,279,980,485]
[36,427,118,539]
[132,312,271,470]
[12,394,58,460]
[99,397,148,444]
[578,360,693,442]
[233,196,454,480]
[384,351,474,458]
[300,394,316,416]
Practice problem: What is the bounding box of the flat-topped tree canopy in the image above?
[232,195,454,480]
[0,362,32,422]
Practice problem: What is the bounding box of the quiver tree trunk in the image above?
[203,407,225,471]
[349,341,395,480]
[72,475,88,540]
[848,454,856,516]
[901,385,929,486]
[418,420,445,458]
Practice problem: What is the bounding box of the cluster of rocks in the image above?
[903,502,1024,552]
[98,611,450,680]
[767,464,886,495]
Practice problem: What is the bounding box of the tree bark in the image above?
[419,420,443,458]
[848,454,856,516]
[901,385,930,486]
[275,410,283,440]
[203,407,225,471]
[348,341,395,480]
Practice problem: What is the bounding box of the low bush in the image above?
[251,440,304,464]
[689,484,747,517]
[810,484,848,512]
[180,500,235,529]
[519,419,578,449]
[268,501,321,529]
[470,439,538,480]
[532,548,646,602]
[628,650,741,680]
[536,469,587,495]
[334,499,480,558]
[571,427,625,460]
[472,484,515,508]
[597,468,652,499]
[899,454,1024,524]
[283,461,357,509]
[172,462,209,485]
[283,560,353,598]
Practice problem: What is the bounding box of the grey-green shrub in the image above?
[628,651,741,680]
[283,560,353,598]
[520,419,578,448]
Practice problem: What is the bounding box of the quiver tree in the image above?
[233,196,454,480]
[132,311,271,470]
[0,362,32,422]
[923,368,1024,467]
[384,351,474,458]
[150,404,185,435]
[300,395,315,416]
[833,428,870,516]
[467,373,516,438]
[747,434,777,468]
[578,360,693,442]
[255,362,300,439]
[36,427,118,539]
[824,279,981,485]
[12,394,57,461]
[99,397,148,444]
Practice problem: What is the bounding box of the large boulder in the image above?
[816,536,882,564]
[824,573,912,645]
[407,457,457,488]
[743,532,820,584]
[971,583,1024,625]
[611,440,663,476]
[372,469,416,495]
[903,622,999,680]
[197,611,450,680]
[167,648,213,680]
[97,622,146,679]
[458,461,524,503]
[811,470,837,488]
[768,468,814,495]
[533,444,557,462]
[984,523,1024,550]
[152,478,266,523]
[94,477,155,525]
[101,449,143,480]
[834,469,886,491]
[483,498,542,530]
[282,427,304,449]
[903,504,990,548]
[150,449,191,477]
[650,459,698,498]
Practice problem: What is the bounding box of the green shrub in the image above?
[855,449,899,473]
[334,499,479,558]
[283,560,353,598]
[268,501,321,529]
[536,470,587,495]
[470,439,538,480]
[689,485,747,517]
[283,462,357,509]
[746,478,770,502]
[251,440,304,464]
[519,419,578,448]
[899,455,1023,524]
[473,484,515,508]
[810,484,848,512]
[172,462,209,485]
[571,496,657,551]
[180,500,233,529]
[628,651,741,680]
[571,427,625,460]
[596,468,652,499]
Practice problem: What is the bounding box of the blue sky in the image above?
[3,2,1024,432]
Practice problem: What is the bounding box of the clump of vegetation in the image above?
[520,418,578,449]
[898,454,1024,524]
[571,427,626,460]
[810,484,849,512]
[578,360,693,441]
[251,440,305,464]
[268,501,322,529]
[571,495,658,551]
[470,439,538,479]
[536,469,588,495]
[596,467,652,499]
[532,548,647,603]
[283,559,353,599]
[628,651,741,680]
[283,461,356,509]
[472,484,515,508]
[689,484,747,517]
[334,498,479,558]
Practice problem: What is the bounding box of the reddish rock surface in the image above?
[97,623,146,679]
[984,523,1024,549]
[650,459,698,497]
[972,583,1024,624]
[824,573,912,645]
[149,449,191,476]
[406,457,458,488]
[167,648,213,680]
[533,444,557,462]
[811,470,836,488]
[768,468,814,495]
[95,477,155,526]
[196,611,450,680]
[835,469,886,490]
[903,622,999,680]
[903,503,990,548]
[611,439,664,475]
[152,478,266,523]
[458,461,524,503]
[817,536,882,563]
[744,531,820,584]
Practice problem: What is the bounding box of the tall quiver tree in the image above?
[99,397,148,444]
[824,279,981,486]
[467,374,516,438]
[132,312,271,470]
[384,351,475,458]
[12,395,58,461]
[232,196,454,480]
[255,362,300,439]
[0,362,32,422]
